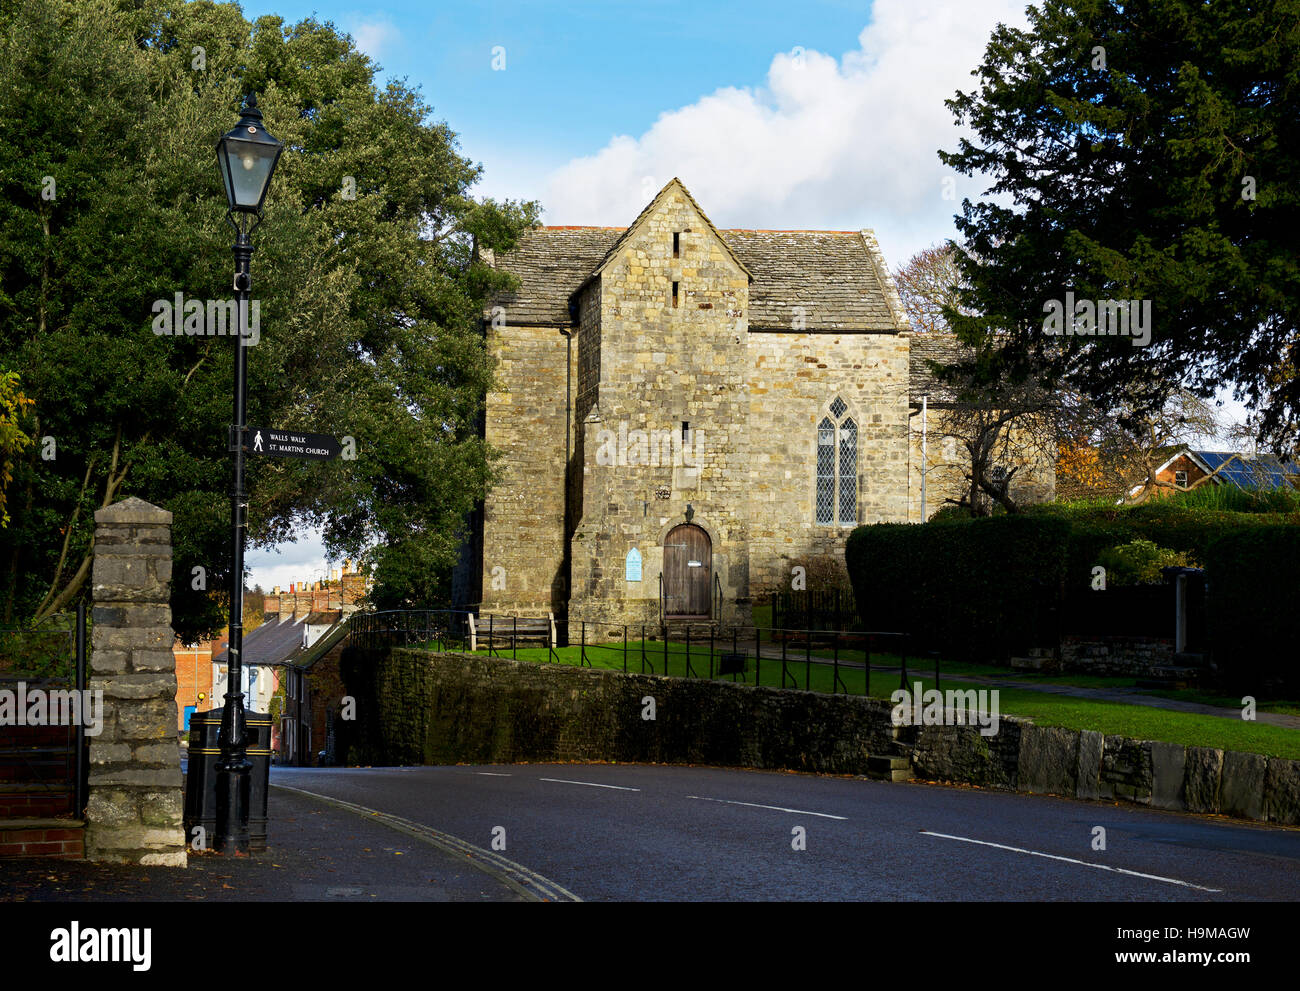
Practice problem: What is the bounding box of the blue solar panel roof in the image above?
[1192,451,1300,491]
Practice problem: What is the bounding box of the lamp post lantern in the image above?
[213,93,282,854]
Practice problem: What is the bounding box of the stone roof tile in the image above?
[490,225,907,332]
[908,332,973,404]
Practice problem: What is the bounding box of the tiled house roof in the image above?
[908,332,973,404]
[213,616,305,666]
[489,227,620,326]
[722,230,900,331]
[488,182,909,333]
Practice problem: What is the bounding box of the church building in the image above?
[456,179,1048,634]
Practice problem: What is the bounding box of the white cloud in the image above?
[347,15,400,63]
[246,527,334,593]
[542,0,1029,268]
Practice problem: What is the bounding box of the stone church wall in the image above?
[478,320,572,616]
[568,189,752,634]
[745,332,910,596]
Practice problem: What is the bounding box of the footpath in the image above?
[0,785,527,902]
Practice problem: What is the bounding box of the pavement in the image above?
[0,784,529,902]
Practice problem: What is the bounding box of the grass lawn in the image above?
[418,638,1300,760]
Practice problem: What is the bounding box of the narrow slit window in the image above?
[673,232,680,257]
[672,281,679,307]
[682,421,690,441]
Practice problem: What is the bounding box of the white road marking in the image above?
[272,783,581,902]
[538,777,640,791]
[686,796,848,820]
[920,831,1223,892]
[476,772,513,777]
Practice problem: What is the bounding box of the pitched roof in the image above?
[488,181,907,333]
[490,227,619,326]
[908,332,972,404]
[213,616,305,667]
[1166,450,1300,490]
[722,230,899,331]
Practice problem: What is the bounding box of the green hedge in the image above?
[846,515,1070,661]
[1023,502,1300,594]
[1203,526,1300,694]
[848,504,1299,672]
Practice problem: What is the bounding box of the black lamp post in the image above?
[213,93,282,854]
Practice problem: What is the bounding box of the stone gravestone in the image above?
[83,497,186,866]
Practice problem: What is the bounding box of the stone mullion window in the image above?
[816,417,836,524]
[815,398,858,527]
[838,418,857,525]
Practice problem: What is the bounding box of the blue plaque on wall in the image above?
[626,548,642,582]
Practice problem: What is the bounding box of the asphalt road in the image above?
[270,763,1300,901]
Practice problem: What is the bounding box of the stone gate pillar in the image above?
[84,496,186,866]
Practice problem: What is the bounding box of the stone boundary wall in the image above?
[1061,636,1180,677]
[367,649,1300,827]
[85,497,186,866]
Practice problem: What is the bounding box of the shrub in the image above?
[1204,525,1300,694]
[1096,539,1196,586]
[851,502,1298,677]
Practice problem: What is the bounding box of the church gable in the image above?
[589,180,750,342]
[578,178,752,298]
[487,184,909,335]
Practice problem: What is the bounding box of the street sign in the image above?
[244,427,340,460]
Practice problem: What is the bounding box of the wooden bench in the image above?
[469,613,556,652]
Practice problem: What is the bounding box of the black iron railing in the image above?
[771,588,863,633]
[349,609,928,698]
[348,609,559,661]
[566,620,916,697]
[348,609,477,653]
[0,605,87,817]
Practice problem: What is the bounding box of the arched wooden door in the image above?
[663,524,711,617]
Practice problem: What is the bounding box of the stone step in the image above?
[1010,655,1056,671]
[866,754,913,782]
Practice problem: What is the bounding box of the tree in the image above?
[940,0,1300,455]
[1060,387,1222,503]
[893,244,969,334]
[0,0,538,634]
[0,372,33,528]
[932,350,1060,517]
[899,245,1058,517]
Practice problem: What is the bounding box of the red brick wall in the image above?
[1153,454,1209,497]
[174,636,223,729]
[0,825,85,859]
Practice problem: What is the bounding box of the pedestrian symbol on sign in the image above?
[253,430,263,452]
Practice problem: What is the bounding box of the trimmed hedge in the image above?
[1203,526,1300,694]
[848,505,1299,677]
[846,515,1070,661]
[1023,501,1300,593]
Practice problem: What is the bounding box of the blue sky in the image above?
[236,0,1252,590]
[239,1,880,194]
